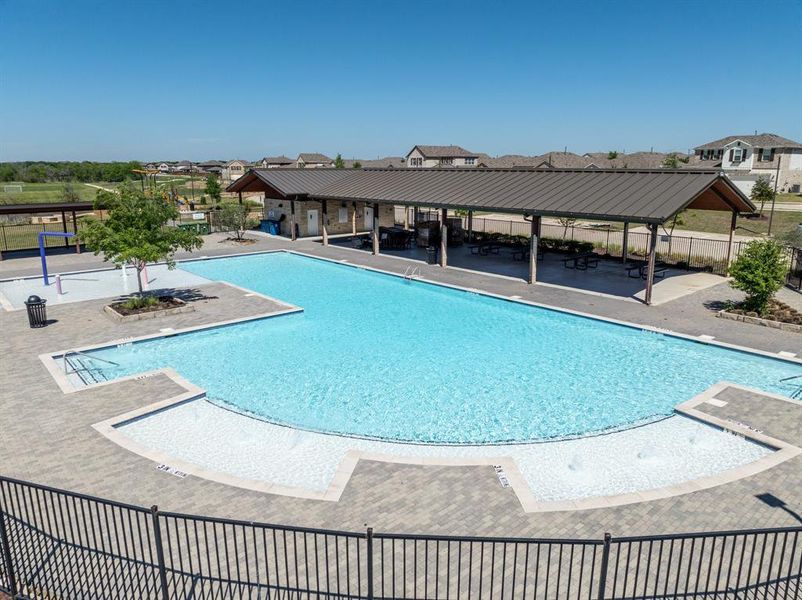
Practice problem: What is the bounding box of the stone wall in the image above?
[262,199,394,238]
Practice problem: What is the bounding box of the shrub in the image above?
[729,239,788,314]
[120,296,159,310]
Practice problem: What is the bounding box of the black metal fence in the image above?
[0,220,82,252]
[395,209,780,276]
[0,475,800,599]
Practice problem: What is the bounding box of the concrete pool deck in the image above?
[2,233,802,536]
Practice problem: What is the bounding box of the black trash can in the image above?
[24,295,47,328]
[426,246,438,265]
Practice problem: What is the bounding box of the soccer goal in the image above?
[3,184,23,193]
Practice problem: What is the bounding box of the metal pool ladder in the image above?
[402,266,421,280]
[62,350,119,386]
[779,374,802,399]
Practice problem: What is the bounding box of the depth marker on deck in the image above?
[778,351,797,358]
[156,464,187,479]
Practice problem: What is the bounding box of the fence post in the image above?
[597,532,612,600]
[0,500,18,598]
[150,506,170,600]
[366,527,375,600]
[687,238,693,271]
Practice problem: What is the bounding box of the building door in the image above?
[307,209,319,236]
[364,206,374,231]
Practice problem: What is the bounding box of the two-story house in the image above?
[405,145,480,168]
[693,133,802,195]
[259,155,295,169]
[222,160,251,182]
[296,153,334,168]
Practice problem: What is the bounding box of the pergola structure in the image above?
[0,202,95,261]
[228,168,754,305]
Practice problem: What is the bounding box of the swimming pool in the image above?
[81,251,802,444]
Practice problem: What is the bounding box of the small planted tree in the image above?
[218,202,256,241]
[729,239,788,315]
[204,175,222,205]
[558,217,576,239]
[80,183,203,294]
[352,161,362,169]
[334,153,345,169]
[750,176,775,215]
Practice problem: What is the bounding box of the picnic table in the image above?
[626,261,669,279]
[562,251,599,270]
[468,242,501,256]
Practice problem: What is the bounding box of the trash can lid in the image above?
[26,295,45,304]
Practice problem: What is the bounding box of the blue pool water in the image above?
[85,252,802,443]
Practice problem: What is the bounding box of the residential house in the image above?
[259,155,295,169]
[222,159,252,182]
[693,133,802,195]
[171,160,194,173]
[405,145,480,168]
[197,160,224,176]
[296,153,334,169]
[341,156,406,169]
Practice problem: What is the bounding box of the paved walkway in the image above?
[2,234,802,538]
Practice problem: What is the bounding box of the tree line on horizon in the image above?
[0,161,143,183]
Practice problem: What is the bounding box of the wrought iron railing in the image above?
[0,475,799,599]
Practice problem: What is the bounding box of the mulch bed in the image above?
[726,298,802,325]
[109,295,185,316]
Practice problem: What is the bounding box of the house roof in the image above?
[406,145,477,159]
[695,133,802,150]
[260,155,294,164]
[0,202,100,215]
[225,159,251,167]
[198,160,224,167]
[310,168,753,224]
[353,156,406,168]
[297,153,332,163]
[226,168,354,197]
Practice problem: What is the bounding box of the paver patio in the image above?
[1,233,801,538]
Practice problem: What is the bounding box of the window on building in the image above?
[760,148,774,162]
[410,157,423,167]
[730,148,744,163]
[439,158,454,166]
[465,157,475,165]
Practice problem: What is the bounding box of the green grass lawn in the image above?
[0,181,121,205]
[677,209,802,237]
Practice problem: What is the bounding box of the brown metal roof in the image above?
[226,168,354,197]
[311,168,754,224]
[0,202,98,215]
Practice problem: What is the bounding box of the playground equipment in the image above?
[39,231,79,285]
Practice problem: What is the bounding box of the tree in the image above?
[334,154,345,169]
[558,217,577,238]
[218,203,256,241]
[661,153,681,168]
[204,175,222,205]
[80,183,203,294]
[62,182,80,202]
[664,210,686,256]
[607,151,618,160]
[729,239,788,314]
[750,176,775,216]
[352,161,362,169]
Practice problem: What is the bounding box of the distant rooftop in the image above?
[407,145,477,158]
[298,153,332,163]
[695,133,802,150]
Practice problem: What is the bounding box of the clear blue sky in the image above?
[1,0,800,162]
